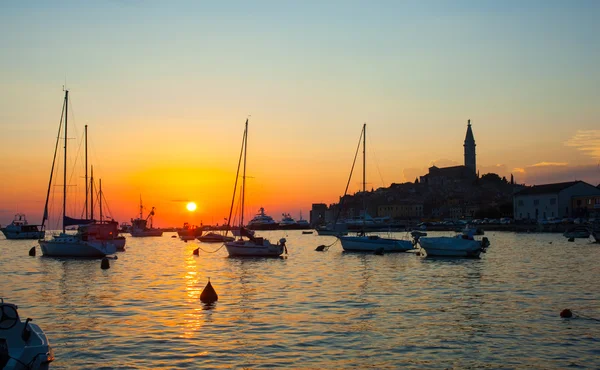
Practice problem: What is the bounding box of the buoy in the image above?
[101,257,110,270]
[193,248,199,255]
[315,245,327,251]
[28,247,36,256]
[171,235,177,238]
[560,309,573,318]
[374,247,384,255]
[200,278,218,303]
[568,237,575,242]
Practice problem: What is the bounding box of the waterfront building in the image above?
[513,181,600,221]
[377,203,424,219]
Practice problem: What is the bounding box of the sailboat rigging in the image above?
[337,123,414,252]
[38,90,117,257]
[223,119,287,257]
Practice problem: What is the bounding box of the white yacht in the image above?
[0,214,44,240]
[247,207,278,230]
[279,213,297,229]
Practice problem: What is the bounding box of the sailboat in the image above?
[74,125,126,251]
[224,119,287,257]
[38,90,117,258]
[338,124,414,252]
[130,197,163,237]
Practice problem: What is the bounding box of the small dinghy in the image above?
[0,298,54,370]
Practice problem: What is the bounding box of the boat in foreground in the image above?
[223,119,287,257]
[0,214,45,240]
[0,298,54,370]
[413,230,490,258]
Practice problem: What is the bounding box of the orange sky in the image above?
[1,2,600,227]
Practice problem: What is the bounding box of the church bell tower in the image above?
[464,119,476,175]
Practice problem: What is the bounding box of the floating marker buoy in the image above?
[374,247,384,255]
[568,237,575,242]
[315,245,326,251]
[560,309,573,318]
[200,278,218,303]
[193,248,199,255]
[29,247,36,256]
[101,257,110,270]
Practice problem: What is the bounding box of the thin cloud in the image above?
[565,130,600,159]
[513,168,526,174]
[530,162,568,167]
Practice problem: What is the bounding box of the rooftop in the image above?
[514,181,581,196]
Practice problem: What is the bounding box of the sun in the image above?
[186,202,197,212]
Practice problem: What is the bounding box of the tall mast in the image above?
[63,90,69,234]
[90,166,94,220]
[362,123,366,231]
[85,124,88,219]
[139,195,143,219]
[99,179,103,222]
[240,119,248,227]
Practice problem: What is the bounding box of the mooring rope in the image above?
[195,244,226,254]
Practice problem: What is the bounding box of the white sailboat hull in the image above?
[339,235,414,252]
[224,239,284,257]
[39,234,116,257]
[417,237,484,258]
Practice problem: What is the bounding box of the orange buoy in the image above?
[200,278,218,303]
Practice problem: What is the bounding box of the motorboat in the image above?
[412,230,490,258]
[0,214,44,240]
[38,90,117,258]
[246,207,278,230]
[177,222,203,240]
[130,197,163,237]
[0,298,54,370]
[223,119,287,257]
[197,232,234,243]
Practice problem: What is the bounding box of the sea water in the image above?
[1,231,599,369]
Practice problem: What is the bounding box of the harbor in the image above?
[1,231,599,368]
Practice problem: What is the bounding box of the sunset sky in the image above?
[1,1,599,227]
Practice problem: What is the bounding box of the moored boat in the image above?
[0,298,54,370]
[246,207,278,230]
[177,222,203,240]
[412,230,490,258]
[38,90,117,258]
[0,214,44,240]
[336,124,413,253]
[223,119,287,257]
[130,197,163,237]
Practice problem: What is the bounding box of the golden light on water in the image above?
[186,202,197,212]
